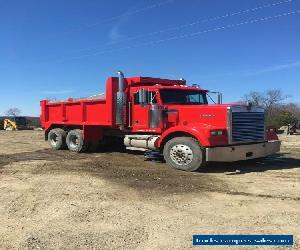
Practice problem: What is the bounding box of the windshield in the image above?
[160,89,208,105]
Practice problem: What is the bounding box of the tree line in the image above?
[242,89,299,128]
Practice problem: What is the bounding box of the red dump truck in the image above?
[40,71,280,171]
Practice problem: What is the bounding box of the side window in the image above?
[134,92,140,105]
[189,93,201,103]
[150,91,157,104]
[187,93,205,104]
[133,91,157,105]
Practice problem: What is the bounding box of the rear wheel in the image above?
[163,137,205,171]
[66,129,88,153]
[48,128,67,150]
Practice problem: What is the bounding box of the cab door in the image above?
[131,90,157,131]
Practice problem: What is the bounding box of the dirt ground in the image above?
[0,131,299,249]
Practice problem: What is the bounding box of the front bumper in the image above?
[205,140,281,162]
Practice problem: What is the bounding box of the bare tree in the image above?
[5,108,21,117]
[264,90,287,110]
[242,89,299,127]
[244,91,265,107]
[283,103,300,119]
[243,89,287,110]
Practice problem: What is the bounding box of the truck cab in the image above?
[129,85,208,133]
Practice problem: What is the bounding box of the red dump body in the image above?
[41,77,118,129]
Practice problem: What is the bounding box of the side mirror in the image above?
[217,92,223,104]
[209,91,223,104]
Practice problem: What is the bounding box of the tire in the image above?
[163,137,205,171]
[48,128,67,150]
[66,129,88,153]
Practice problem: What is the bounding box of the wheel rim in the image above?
[49,133,58,146]
[170,144,193,166]
[69,134,79,148]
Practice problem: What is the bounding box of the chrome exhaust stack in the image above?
[116,71,126,130]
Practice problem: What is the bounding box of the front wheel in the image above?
[163,137,205,171]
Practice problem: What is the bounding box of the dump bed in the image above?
[40,77,118,131]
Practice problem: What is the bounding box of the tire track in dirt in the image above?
[0,149,227,195]
[1,149,299,200]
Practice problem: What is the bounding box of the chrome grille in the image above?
[231,112,265,143]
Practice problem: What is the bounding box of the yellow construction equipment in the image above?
[3,117,28,130]
[4,119,17,130]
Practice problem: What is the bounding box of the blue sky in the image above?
[1,0,299,116]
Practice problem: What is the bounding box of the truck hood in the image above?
[165,104,240,129]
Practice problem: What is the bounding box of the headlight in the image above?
[210,130,224,136]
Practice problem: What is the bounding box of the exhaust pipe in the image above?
[116,71,126,130]
[117,70,124,92]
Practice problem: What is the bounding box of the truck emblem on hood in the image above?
[201,114,216,117]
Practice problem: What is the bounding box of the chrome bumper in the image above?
[206,140,281,162]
